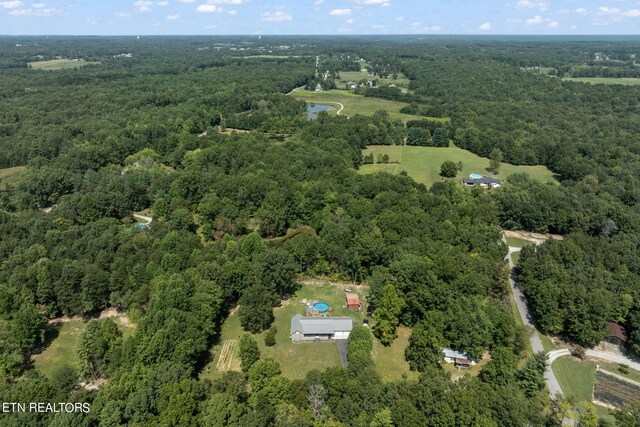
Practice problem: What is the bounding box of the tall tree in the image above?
[372,284,404,346]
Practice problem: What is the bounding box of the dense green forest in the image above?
[1,36,640,426]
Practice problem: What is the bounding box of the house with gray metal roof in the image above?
[290,314,353,343]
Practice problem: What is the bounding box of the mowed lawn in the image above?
[552,356,596,402]
[359,145,558,188]
[563,77,640,86]
[202,283,364,381]
[372,326,418,381]
[337,70,412,88]
[29,59,100,70]
[0,166,25,190]
[292,90,448,122]
[33,316,135,380]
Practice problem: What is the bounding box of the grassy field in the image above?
[506,237,534,248]
[372,326,418,381]
[563,77,640,86]
[337,70,412,88]
[29,58,100,70]
[33,320,85,380]
[292,90,448,122]
[359,145,558,188]
[32,316,135,380]
[0,166,25,190]
[553,356,596,402]
[201,282,364,381]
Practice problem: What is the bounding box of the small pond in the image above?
[306,104,334,120]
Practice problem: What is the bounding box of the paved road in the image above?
[133,213,152,226]
[503,238,558,395]
[504,236,640,398]
[335,339,348,368]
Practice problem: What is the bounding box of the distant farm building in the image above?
[315,83,323,92]
[462,174,501,189]
[345,293,361,310]
[605,322,628,347]
[443,348,477,368]
[290,314,353,343]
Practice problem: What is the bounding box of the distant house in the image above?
[605,322,628,347]
[315,83,323,92]
[345,293,361,310]
[442,348,477,368]
[290,314,353,343]
[387,83,397,88]
[462,176,502,189]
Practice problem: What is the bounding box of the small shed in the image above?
[606,322,628,346]
[443,348,477,366]
[345,293,361,310]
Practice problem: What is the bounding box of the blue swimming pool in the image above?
[470,173,483,179]
[313,302,330,313]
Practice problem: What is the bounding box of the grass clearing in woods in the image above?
[28,58,101,70]
[359,145,558,188]
[0,166,25,190]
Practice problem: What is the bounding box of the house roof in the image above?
[442,348,476,361]
[345,293,360,306]
[462,177,502,185]
[290,314,353,336]
[607,322,628,342]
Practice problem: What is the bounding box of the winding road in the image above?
[504,237,640,398]
[133,213,152,227]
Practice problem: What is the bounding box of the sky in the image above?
[0,0,639,35]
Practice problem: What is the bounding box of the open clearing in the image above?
[359,145,558,188]
[337,70,412,88]
[201,282,358,380]
[292,90,448,122]
[553,356,596,402]
[32,314,135,380]
[0,166,25,190]
[29,58,100,70]
[372,326,418,381]
[563,77,640,86]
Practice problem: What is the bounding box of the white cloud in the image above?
[478,22,492,30]
[623,9,640,17]
[204,0,246,3]
[157,1,169,6]
[345,18,353,24]
[115,11,132,17]
[166,14,180,19]
[178,0,195,2]
[32,2,44,8]
[575,7,587,15]
[0,1,23,8]
[227,9,236,15]
[314,0,324,4]
[547,20,559,28]
[516,0,547,11]
[329,8,351,16]
[261,11,292,22]
[196,4,222,12]
[134,0,153,12]
[525,15,543,25]
[597,7,621,16]
[356,0,389,4]
[428,25,442,31]
[9,6,61,15]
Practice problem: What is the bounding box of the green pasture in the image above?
[28,58,100,70]
[337,70,412,88]
[292,90,448,122]
[563,77,640,86]
[359,145,557,188]
[553,356,596,402]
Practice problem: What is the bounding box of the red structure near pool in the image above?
[345,293,361,310]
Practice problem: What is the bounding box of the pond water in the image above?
[306,104,334,120]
